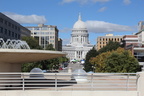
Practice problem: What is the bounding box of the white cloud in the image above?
[60,28,72,32]
[85,20,135,33]
[98,7,107,12]
[61,0,110,4]
[3,12,47,24]
[123,0,131,5]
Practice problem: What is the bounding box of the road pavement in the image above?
[59,62,84,73]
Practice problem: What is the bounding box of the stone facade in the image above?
[96,34,123,50]
[26,24,59,50]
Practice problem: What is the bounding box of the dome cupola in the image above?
[73,13,87,29]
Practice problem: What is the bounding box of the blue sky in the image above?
[1,0,144,45]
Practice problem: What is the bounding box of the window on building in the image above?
[15,26,17,30]
[18,34,20,39]
[99,38,101,41]
[49,27,54,30]
[42,27,48,30]
[0,27,3,33]
[8,30,11,36]
[15,33,17,38]
[4,29,7,35]
[12,32,14,37]
[12,24,14,28]
[5,20,7,25]
[45,32,49,35]
[8,22,11,27]
[34,32,37,35]
[0,18,3,23]
[50,32,53,34]
[34,27,39,30]
[18,27,20,31]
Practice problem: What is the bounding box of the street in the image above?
[59,62,84,73]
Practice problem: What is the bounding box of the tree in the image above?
[21,38,60,72]
[21,36,42,49]
[84,47,99,72]
[90,51,111,72]
[58,56,69,64]
[105,50,140,73]
[98,41,121,54]
[45,44,55,50]
[90,48,140,73]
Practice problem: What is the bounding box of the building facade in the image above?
[133,30,144,65]
[58,38,62,51]
[62,14,93,60]
[0,12,30,41]
[123,35,138,49]
[96,34,123,50]
[26,24,59,50]
[21,26,31,37]
[138,21,144,32]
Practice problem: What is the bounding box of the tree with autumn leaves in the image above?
[90,48,140,73]
[84,41,121,72]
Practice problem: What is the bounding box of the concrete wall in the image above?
[0,91,138,96]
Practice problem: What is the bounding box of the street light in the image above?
[92,66,96,73]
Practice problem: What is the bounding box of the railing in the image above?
[0,73,138,91]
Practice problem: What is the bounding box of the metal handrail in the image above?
[0,73,138,91]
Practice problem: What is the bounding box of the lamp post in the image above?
[92,66,95,73]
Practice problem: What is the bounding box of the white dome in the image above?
[30,68,43,73]
[73,13,87,29]
[30,68,44,78]
[73,20,86,29]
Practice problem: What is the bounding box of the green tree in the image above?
[90,51,111,72]
[90,48,140,73]
[98,41,121,54]
[105,50,140,73]
[58,57,69,64]
[21,39,61,72]
[45,44,55,50]
[84,47,99,72]
[22,62,42,72]
[21,36,42,49]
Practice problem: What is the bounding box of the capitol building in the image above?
[62,14,93,61]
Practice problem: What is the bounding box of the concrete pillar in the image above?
[137,72,144,96]
[82,37,84,43]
